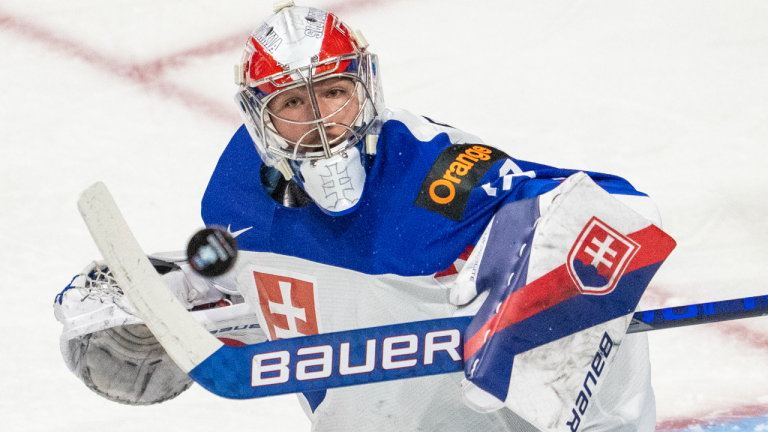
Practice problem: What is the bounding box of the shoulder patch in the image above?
[414,144,509,221]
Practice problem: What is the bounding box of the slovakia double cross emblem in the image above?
[567,217,640,295]
[251,269,321,340]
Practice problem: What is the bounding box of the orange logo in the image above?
[415,144,508,221]
[428,146,493,204]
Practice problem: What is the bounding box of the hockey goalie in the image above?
[55,2,673,431]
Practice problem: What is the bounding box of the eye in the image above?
[284,97,301,109]
[325,88,346,98]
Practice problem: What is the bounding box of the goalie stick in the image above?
[78,181,768,400]
[78,181,223,375]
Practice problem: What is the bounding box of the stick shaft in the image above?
[628,295,768,333]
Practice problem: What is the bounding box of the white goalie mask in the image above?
[234,4,384,216]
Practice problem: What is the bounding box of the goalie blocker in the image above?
[456,172,675,431]
[78,173,675,431]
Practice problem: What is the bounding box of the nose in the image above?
[297,102,318,123]
[314,98,336,122]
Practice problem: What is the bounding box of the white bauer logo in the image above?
[250,330,462,387]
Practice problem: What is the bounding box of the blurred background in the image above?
[1,0,767,430]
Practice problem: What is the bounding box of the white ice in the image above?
[1,0,767,430]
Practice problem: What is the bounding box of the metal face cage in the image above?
[236,52,382,165]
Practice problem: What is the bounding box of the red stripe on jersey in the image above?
[434,245,475,278]
[218,337,246,347]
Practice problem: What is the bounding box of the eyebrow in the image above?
[272,80,352,103]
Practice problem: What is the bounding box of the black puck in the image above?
[186,226,238,277]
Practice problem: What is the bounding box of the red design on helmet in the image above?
[316,16,356,72]
[247,36,284,93]
[243,10,359,94]
[235,5,384,169]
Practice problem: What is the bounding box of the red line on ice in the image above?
[649,291,768,430]
[0,0,401,125]
[656,404,768,431]
[0,9,241,124]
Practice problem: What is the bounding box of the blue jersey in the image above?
[200,109,656,432]
[201,110,644,277]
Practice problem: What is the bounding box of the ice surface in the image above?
[2,0,767,430]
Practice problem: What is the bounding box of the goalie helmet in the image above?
[235,3,384,216]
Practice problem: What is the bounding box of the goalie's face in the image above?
[234,6,384,216]
[266,77,361,154]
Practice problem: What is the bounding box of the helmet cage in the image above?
[236,52,381,164]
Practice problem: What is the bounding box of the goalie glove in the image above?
[68,323,193,405]
[54,258,267,405]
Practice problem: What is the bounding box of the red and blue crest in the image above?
[567,217,640,295]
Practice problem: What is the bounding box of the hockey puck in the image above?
[186,226,238,277]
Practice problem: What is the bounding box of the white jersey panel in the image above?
[383,108,486,146]
[232,250,535,431]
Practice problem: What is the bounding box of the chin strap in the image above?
[365,134,378,155]
[274,158,294,181]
